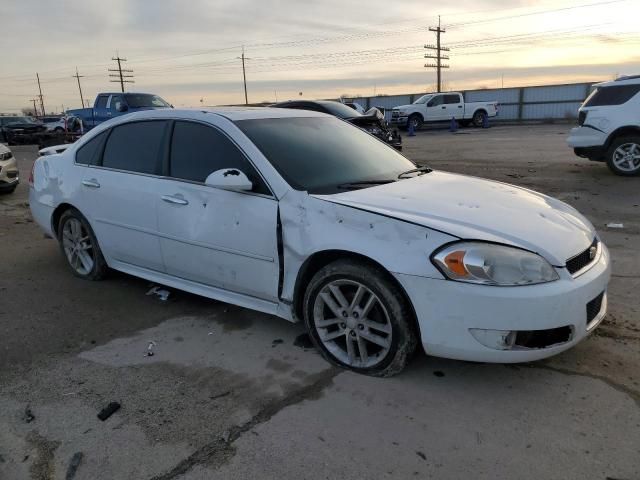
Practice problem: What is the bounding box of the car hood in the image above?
[393,104,412,111]
[313,171,595,266]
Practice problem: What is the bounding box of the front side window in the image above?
[236,117,416,194]
[75,131,107,165]
[124,94,171,108]
[102,121,167,174]
[427,96,444,107]
[584,85,640,107]
[96,96,109,109]
[169,121,269,194]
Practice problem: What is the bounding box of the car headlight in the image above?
[432,242,559,286]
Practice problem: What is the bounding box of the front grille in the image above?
[578,110,587,125]
[566,238,598,275]
[391,111,399,117]
[586,292,604,324]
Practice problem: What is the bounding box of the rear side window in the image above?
[75,131,107,165]
[169,121,269,195]
[584,85,640,107]
[102,121,167,174]
[444,94,461,104]
[96,96,109,109]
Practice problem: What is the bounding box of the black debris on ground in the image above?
[416,451,427,461]
[433,371,445,377]
[23,406,35,423]
[97,402,121,421]
[65,452,83,480]
[271,338,284,347]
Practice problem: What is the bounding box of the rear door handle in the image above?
[162,195,189,205]
[441,106,446,109]
[457,105,463,108]
[82,179,100,188]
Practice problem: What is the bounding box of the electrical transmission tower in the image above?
[73,67,85,108]
[424,16,450,93]
[109,55,134,93]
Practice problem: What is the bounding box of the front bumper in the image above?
[567,126,607,149]
[394,243,611,363]
[390,114,408,126]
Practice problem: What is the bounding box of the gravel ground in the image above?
[0,125,638,480]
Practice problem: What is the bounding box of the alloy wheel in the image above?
[62,218,95,275]
[312,279,392,369]
[612,142,640,173]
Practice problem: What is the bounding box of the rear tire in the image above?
[57,208,108,280]
[472,110,486,128]
[606,136,640,176]
[303,259,417,377]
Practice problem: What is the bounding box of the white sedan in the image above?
[29,108,610,376]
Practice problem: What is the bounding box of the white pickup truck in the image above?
[390,92,498,129]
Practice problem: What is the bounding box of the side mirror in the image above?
[205,168,253,192]
[116,103,128,113]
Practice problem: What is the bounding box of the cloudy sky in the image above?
[1,0,639,113]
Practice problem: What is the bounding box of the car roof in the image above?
[110,106,329,122]
[594,75,640,88]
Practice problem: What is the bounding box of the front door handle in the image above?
[82,179,100,188]
[162,195,189,205]
[441,106,446,109]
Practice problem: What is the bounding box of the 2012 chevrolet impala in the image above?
[29,108,611,376]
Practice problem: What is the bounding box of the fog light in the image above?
[469,328,516,350]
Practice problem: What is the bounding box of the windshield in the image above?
[320,101,362,119]
[4,116,36,124]
[413,95,433,105]
[124,94,171,108]
[236,117,416,194]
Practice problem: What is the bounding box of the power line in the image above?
[109,55,134,93]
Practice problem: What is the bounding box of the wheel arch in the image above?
[51,202,81,237]
[604,126,640,149]
[292,249,420,336]
[408,112,424,122]
[473,108,488,118]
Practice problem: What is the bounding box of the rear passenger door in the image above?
[80,120,169,272]
[444,94,463,119]
[156,120,280,301]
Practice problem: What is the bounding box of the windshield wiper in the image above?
[337,180,396,190]
[397,166,432,179]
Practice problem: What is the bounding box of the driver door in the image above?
[156,120,279,301]
[426,94,447,121]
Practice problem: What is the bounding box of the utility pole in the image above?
[109,54,134,93]
[425,16,449,93]
[237,46,250,105]
[36,73,45,116]
[31,99,39,118]
[73,67,85,108]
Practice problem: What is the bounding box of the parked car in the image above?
[344,102,366,114]
[66,92,172,131]
[567,75,640,176]
[273,100,402,150]
[0,143,19,193]
[29,108,610,376]
[41,116,67,132]
[391,92,498,129]
[0,116,47,144]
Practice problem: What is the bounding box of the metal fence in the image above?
[346,81,595,123]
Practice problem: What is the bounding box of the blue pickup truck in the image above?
[66,92,172,130]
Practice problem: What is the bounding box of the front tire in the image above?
[606,136,640,176]
[303,259,417,377]
[57,209,108,280]
[408,114,422,131]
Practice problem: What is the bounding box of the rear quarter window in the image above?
[584,85,640,107]
[75,131,107,165]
